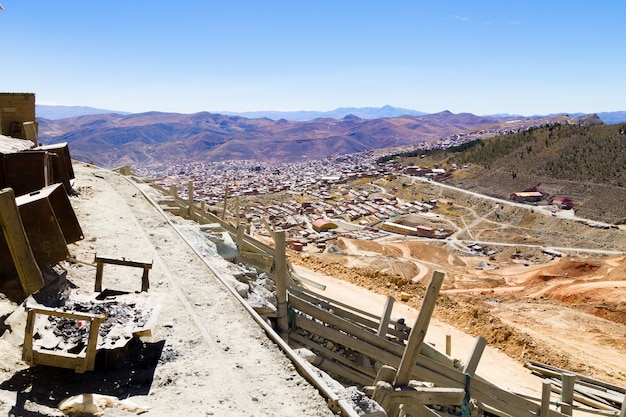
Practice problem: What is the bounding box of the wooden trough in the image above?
[22,255,159,374]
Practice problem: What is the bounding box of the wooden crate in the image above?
[35,142,75,193]
[22,306,106,373]
[1,150,52,196]
[15,183,84,268]
[0,188,44,301]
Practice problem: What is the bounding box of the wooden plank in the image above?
[549,379,619,412]
[394,270,445,386]
[295,313,402,367]
[291,288,456,369]
[290,332,377,379]
[93,255,153,269]
[526,361,626,395]
[289,287,392,336]
[388,386,465,407]
[291,284,382,321]
[414,355,568,417]
[313,354,373,387]
[0,187,44,297]
[377,295,394,338]
[290,294,402,356]
[462,336,487,376]
[329,319,562,417]
[238,250,276,272]
[187,180,194,220]
[236,224,245,262]
[287,267,326,290]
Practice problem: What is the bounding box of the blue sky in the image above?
[2,1,624,116]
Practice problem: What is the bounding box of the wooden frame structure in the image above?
[94,255,152,293]
[22,305,106,373]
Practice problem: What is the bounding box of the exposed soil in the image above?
[290,236,626,387]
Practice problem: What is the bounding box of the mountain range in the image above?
[38,110,540,168]
[35,104,425,121]
[36,104,626,124]
[35,104,626,170]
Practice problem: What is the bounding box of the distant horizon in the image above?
[35,103,626,121]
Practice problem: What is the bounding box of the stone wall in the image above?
[0,93,37,139]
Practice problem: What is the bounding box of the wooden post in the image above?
[169,185,178,197]
[560,372,576,416]
[0,188,44,296]
[619,392,626,417]
[236,224,245,262]
[377,295,394,337]
[274,230,289,342]
[446,334,452,357]
[222,185,229,221]
[95,261,105,293]
[394,270,445,386]
[235,196,240,227]
[540,380,552,417]
[462,336,487,376]
[187,180,194,220]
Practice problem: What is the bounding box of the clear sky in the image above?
[1,1,624,116]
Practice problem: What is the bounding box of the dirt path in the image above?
[0,164,334,417]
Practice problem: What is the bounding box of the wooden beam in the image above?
[560,373,576,416]
[462,336,487,376]
[394,270,445,386]
[274,230,289,342]
[377,295,394,338]
[94,255,152,293]
[187,180,194,220]
[289,332,377,379]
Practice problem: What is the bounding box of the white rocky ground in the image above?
[0,163,335,416]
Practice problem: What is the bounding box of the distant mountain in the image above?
[36,105,131,120]
[596,111,626,124]
[38,110,528,168]
[36,103,626,125]
[220,105,428,121]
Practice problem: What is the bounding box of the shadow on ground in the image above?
[0,337,164,416]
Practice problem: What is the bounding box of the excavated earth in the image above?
[291,237,626,387]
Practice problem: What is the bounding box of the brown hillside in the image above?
[37,111,521,167]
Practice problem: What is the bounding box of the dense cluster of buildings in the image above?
[131,118,580,249]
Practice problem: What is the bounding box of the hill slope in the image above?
[37,111,520,168]
[416,121,626,223]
